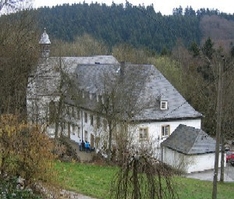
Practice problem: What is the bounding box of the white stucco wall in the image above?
[137,118,201,141]
[27,94,202,158]
[67,109,104,149]
[128,118,201,152]
[27,95,60,124]
[162,147,225,173]
[67,111,201,157]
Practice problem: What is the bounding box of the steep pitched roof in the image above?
[61,55,119,72]
[28,55,118,97]
[72,63,202,121]
[161,124,216,154]
[29,55,202,122]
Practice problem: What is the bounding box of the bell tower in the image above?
[39,28,51,58]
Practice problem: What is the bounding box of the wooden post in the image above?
[212,59,223,199]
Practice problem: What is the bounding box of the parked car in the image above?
[230,159,234,166]
[224,144,230,151]
[226,151,234,163]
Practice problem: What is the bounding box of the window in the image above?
[103,119,107,131]
[139,127,148,140]
[96,116,100,128]
[49,100,56,124]
[66,105,70,115]
[78,126,81,138]
[72,124,75,135]
[84,112,88,123]
[160,100,168,110]
[90,93,93,100]
[62,122,66,131]
[98,95,102,103]
[85,91,89,98]
[92,93,96,101]
[72,107,75,117]
[90,114,93,126]
[77,109,80,119]
[161,125,170,137]
[68,123,70,135]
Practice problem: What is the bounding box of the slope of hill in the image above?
[33,3,234,53]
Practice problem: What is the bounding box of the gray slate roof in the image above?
[161,124,216,154]
[30,55,202,122]
[48,55,119,73]
[28,55,118,97]
[73,63,202,121]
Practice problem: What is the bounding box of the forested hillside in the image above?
[1,3,234,197]
[34,2,234,53]
[1,2,234,137]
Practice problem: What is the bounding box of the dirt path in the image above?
[60,190,97,199]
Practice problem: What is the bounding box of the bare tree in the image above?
[94,62,155,161]
[0,7,39,117]
[0,0,33,14]
[27,56,85,139]
[111,149,179,199]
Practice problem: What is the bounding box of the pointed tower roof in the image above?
[39,28,51,45]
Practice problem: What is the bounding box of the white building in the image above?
[27,29,203,158]
[161,124,224,173]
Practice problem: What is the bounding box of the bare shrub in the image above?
[111,150,179,199]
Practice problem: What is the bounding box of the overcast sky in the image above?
[33,0,234,15]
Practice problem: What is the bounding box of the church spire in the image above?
[39,28,51,58]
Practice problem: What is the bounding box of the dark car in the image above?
[226,151,234,163]
[230,159,234,166]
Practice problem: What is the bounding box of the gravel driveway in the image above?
[186,164,234,182]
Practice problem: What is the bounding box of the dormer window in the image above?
[89,92,92,100]
[92,93,96,100]
[97,95,102,103]
[97,95,104,104]
[160,100,168,110]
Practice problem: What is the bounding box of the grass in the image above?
[175,177,234,199]
[55,161,116,198]
[55,161,234,199]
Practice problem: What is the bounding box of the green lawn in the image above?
[55,161,234,199]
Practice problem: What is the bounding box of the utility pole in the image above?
[220,57,226,182]
[212,58,223,199]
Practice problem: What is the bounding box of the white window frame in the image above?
[160,100,168,110]
[161,125,170,137]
